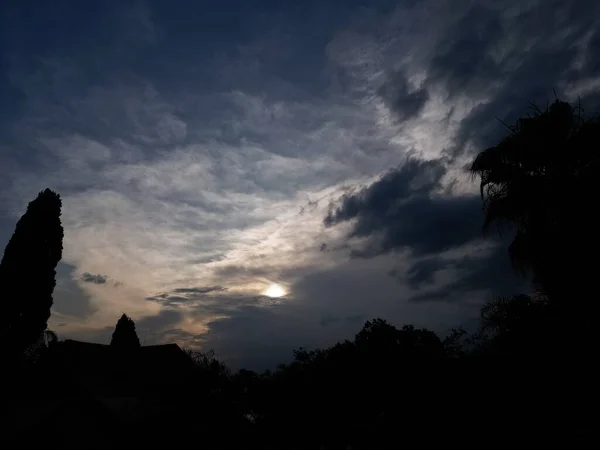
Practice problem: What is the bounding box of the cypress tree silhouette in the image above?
[110,313,141,350]
[0,189,63,360]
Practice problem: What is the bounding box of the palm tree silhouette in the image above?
[470,99,600,308]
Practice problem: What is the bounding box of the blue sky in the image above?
[1,0,598,369]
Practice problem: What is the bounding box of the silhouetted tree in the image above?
[0,189,63,360]
[110,314,141,350]
[355,319,445,359]
[479,295,535,338]
[470,99,600,309]
[442,327,468,358]
[471,292,565,361]
[184,348,231,394]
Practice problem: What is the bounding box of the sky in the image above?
[1,0,599,370]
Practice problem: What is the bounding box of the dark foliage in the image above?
[470,99,599,360]
[0,189,63,361]
[471,99,600,310]
[110,313,141,350]
[6,311,594,448]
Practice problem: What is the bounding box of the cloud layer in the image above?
[0,0,598,368]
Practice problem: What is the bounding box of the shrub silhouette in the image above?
[0,189,63,361]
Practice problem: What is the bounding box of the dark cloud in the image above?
[198,256,483,370]
[146,283,280,317]
[189,254,226,265]
[363,0,600,305]
[325,159,445,226]
[213,264,273,279]
[319,313,366,328]
[431,1,600,160]
[151,249,498,369]
[146,285,228,306]
[155,328,206,349]
[323,156,525,304]
[408,244,528,303]
[325,158,483,257]
[345,314,365,325]
[445,244,527,298]
[428,1,597,96]
[196,259,408,368]
[136,309,183,331]
[406,257,452,289]
[587,30,600,75]
[79,272,122,288]
[378,71,428,121]
[172,286,227,295]
[81,272,108,284]
[200,306,313,370]
[349,195,483,258]
[427,4,504,97]
[154,296,189,305]
[319,315,340,327]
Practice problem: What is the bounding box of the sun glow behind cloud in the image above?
[264,283,287,298]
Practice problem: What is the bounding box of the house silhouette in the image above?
[10,340,196,445]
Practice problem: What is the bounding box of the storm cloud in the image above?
[325,158,484,258]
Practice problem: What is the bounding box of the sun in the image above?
[264,283,286,298]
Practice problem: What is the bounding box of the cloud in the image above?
[322,154,525,308]
[198,253,485,369]
[425,3,506,97]
[172,286,227,295]
[318,314,363,328]
[50,263,97,320]
[404,242,528,302]
[378,71,429,122]
[428,0,600,162]
[136,309,182,330]
[319,315,340,327]
[2,0,600,367]
[201,306,302,370]
[81,272,108,285]
[146,284,283,314]
[325,158,484,257]
[146,285,230,307]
